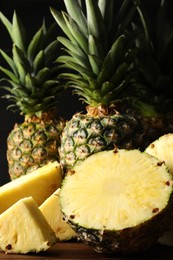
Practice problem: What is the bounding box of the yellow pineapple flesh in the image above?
[60,149,173,254]
[145,133,173,175]
[0,196,57,254]
[145,133,173,246]
[40,188,76,241]
[0,161,62,214]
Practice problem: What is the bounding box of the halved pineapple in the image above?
[39,188,76,241]
[0,197,57,254]
[145,133,173,246]
[60,149,173,255]
[0,161,62,213]
[145,133,173,175]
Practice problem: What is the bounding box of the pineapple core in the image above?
[0,197,57,254]
[0,161,62,214]
[60,149,173,230]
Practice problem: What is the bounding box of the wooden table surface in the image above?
[0,242,173,260]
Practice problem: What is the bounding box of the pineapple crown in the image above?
[0,11,63,116]
[50,0,137,108]
[131,0,173,115]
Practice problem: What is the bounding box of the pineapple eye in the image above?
[11,129,23,143]
[32,146,47,160]
[32,131,47,142]
[20,139,33,150]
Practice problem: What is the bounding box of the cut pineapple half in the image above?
[0,197,57,254]
[145,133,173,246]
[39,188,76,241]
[60,149,173,254]
[0,161,62,214]
[145,133,173,175]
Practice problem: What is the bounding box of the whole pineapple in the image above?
[51,0,143,173]
[0,11,65,179]
[126,0,173,147]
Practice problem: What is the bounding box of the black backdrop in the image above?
[0,0,172,184]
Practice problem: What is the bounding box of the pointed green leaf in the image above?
[27,26,44,63]
[57,36,85,57]
[33,50,45,74]
[62,12,88,54]
[0,49,18,76]
[36,67,50,84]
[88,35,104,59]
[0,66,19,82]
[0,12,13,41]
[88,55,100,75]
[12,11,27,53]
[86,0,105,40]
[64,0,87,36]
[50,8,75,43]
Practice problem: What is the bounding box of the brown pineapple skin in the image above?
[59,105,144,174]
[66,201,173,255]
[7,110,65,180]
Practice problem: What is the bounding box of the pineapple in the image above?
[145,133,173,176]
[50,0,143,173]
[0,11,65,179]
[0,197,57,254]
[145,133,173,246]
[126,0,173,148]
[0,161,62,213]
[59,149,173,255]
[40,188,76,241]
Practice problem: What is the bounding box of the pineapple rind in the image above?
[0,161,62,214]
[60,113,141,172]
[60,149,173,254]
[0,197,57,254]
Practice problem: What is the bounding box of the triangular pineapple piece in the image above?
[0,161,62,214]
[60,149,173,254]
[145,133,173,175]
[0,197,57,254]
[39,188,76,241]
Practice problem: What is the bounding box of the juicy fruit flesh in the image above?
[60,149,173,230]
[39,188,76,241]
[145,133,173,175]
[0,161,62,214]
[0,197,57,254]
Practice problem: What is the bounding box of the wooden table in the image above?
[0,242,173,259]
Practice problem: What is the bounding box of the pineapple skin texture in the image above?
[40,188,76,241]
[59,112,141,172]
[0,197,57,254]
[7,112,65,180]
[0,161,62,214]
[68,206,173,255]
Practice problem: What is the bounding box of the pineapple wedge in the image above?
[60,149,173,255]
[40,188,76,241]
[0,196,57,254]
[0,161,62,214]
[145,133,173,175]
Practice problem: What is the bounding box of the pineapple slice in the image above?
[60,149,173,255]
[0,161,62,214]
[0,196,57,254]
[39,188,76,241]
[145,133,173,246]
[145,133,173,175]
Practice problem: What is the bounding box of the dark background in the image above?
[0,0,172,185]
